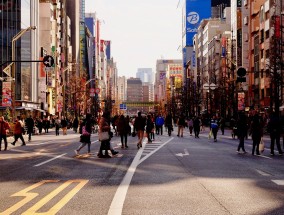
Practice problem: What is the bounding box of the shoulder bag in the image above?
[99,131,109,141]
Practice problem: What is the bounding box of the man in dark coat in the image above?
[25,115,34,141]
[267,112,283,156]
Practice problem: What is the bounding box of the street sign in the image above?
[43,55,54,67]
[90,88,95,97]
[44,67,54,72]
[119,104,127,110]
[95,88,100,94]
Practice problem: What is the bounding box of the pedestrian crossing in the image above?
[141,143,162,157]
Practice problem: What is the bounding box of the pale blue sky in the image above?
[85,0,182,77]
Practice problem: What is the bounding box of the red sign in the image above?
[2,82,12,107]
[95,88,100,94]
[275,16,280,38]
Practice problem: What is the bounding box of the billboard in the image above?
[185,0,211,46]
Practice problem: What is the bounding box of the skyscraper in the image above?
[136,68,154,84]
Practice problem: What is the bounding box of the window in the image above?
[265,30,269,39]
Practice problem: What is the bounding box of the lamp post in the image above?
[11,26,37,121]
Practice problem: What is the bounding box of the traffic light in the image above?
[236,67,247,83]
[237,77,246,83]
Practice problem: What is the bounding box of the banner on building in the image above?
[2,82,12,106]
[185,0,211,46]
[238,92,245,111]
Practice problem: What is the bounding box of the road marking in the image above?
[139,137,174,165]
[0,180,58,215]
[256,169,272,176]
[108,141,145,215]
[23,180,88,215]
[34,153,67,167]
[272,180,284,186]
[176,149,189,157]
[0,180,88,215]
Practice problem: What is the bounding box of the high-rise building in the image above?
[136,68,154,102]
[127,78,143,102]
[136,68,154,83]
[0,0,39,115]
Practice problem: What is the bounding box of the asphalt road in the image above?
[0,127,283,215]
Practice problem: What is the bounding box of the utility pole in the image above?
[230,30,236,118]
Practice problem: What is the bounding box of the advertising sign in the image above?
[105,40,111,59]
[238,92,245,111]
[185,0,211,46]
[159,71,166,80]
[2,82,12,106]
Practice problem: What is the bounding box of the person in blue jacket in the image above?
[155,114,165,135]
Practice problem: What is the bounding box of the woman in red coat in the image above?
[0,116,10,151]
[11,116,26,146]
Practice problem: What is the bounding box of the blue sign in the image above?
[185,0,211,46]
[119,104,127,110]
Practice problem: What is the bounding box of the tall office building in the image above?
[0,0,39,111]
[136,68,154,84]
[136,68,154,102]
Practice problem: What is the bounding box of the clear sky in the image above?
[85,0,182,78]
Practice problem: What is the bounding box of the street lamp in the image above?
[11,26,37,121]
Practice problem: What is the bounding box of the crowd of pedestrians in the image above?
[1,110,283,159]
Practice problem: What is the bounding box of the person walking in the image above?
[75,114,92,155]
[236,113,247,153]
[117,115,128,148]
[155,114,164,135]
[43,117,50,133]
[11,116,26,146]
[146,114,154,143]
[37,118,43,135]
[250,113,263,156]
[219,117,225,135]
[177,114,186,137]
[134,112,146,149]
[193,116,200,138]
[210,116,219,142]
[165,113,173,136]
[97,111,112,158]
[267,112,283,156]
[54,117,60,136]
[72,117,79,133]
[0,116,10,151]
[61,117,68,135]
[150,114,155,140]
[188,117,194,136]
[25,115,34,141]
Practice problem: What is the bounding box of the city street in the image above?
[0,128,283,215]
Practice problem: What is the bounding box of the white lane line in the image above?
[272,180,284,186]
[256,169,272,176]
[108,141,145,215]
[34,153,67,167]
[139,137,174,165]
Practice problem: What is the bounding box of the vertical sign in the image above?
[238,92,245,111]
[185,0,211,46]
[2,82,12,106]
[275,16,280,38]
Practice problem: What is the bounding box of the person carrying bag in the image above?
[74,114,92,155]
[98,111,112,158]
